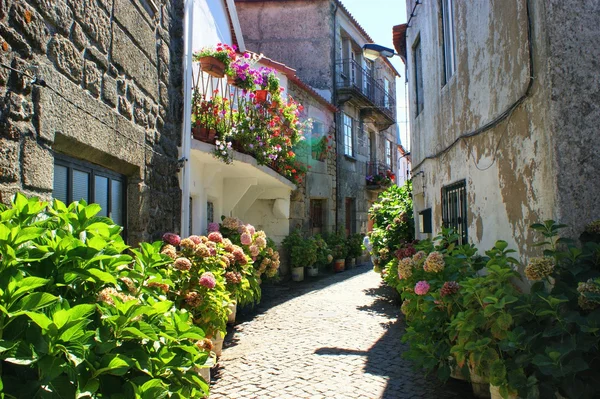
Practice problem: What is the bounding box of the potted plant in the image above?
[283,229,317,281]
[311,234,331,276]
[325,230,348,272]
[193,43,237,78]
[346,233,364,268]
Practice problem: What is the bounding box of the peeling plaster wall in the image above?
[406,0,560,264]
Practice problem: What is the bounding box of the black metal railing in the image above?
[336,59,396,120]
[366,161,394,189]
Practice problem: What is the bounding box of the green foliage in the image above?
[346,234,364,259]
[324,230,348,260]
[0,194,210,398]
[367,181,414,267]
[283,229,317,268]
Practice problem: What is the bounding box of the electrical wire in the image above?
[410,0,534,173]
[0,61,178,162]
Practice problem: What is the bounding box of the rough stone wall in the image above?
[234,0,334,96]
[287,81,336,235]
[546,0,600,238]
[406,0,561,267]
[0,0,184,245]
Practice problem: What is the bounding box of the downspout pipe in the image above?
[331,1,339,233]
[180,0,194,236]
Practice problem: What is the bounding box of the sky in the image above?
[339,0,410,150]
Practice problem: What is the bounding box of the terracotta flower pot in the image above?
[192,126,216,143]
[227,74,239,86]
[198,56,226,78]
[254,89,270,103]
[334,259,345,272]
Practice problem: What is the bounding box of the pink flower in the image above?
[188,235,202,245]
[240,232,252,246]
[207,231,223,243]
[246,225,256,235]
[414,281,430,296]
[249,245,259,257]
[208,222,220,233]
[162,233,181,246]
[199,272,216,289]
[174,257,192,271]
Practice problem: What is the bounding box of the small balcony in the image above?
[366,162,395,191]
[336,59,396,129]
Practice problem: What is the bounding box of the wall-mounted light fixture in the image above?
[362,43,399,60]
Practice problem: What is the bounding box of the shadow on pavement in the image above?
[314,280,475,399]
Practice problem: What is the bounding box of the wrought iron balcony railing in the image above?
[336,59,396,121]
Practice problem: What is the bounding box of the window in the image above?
[345,198,356,236]
[419,208,433,233]
[364,59,374,96]
[413,37,424,115]
[343,113,354,156]
[383,78,390,108]
[350,50,357,85]
[53,156,126,226]
[385,139,392,167]
[442,180,468,244]
[441,0,456,83]
[310,199,325,233]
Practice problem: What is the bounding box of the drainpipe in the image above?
[180,0,194,236]
[331,0,339,233]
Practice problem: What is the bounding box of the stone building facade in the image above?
[398,0,600,265]
[235,0,400,236]
[0,0,184,245]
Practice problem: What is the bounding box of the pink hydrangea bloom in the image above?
[174,257,192,271]
[240,232,252,246]
[249,245,260,257]
[208,222,220,233]
[246,224,256,235]
[188,235,202,245]
[207,231,223,243]
[414,281,430,296]
[199,272,216,289]
[162,233,181,246]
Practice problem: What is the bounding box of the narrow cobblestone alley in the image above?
[209,266,474,399]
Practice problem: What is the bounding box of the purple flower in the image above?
[163,233,181,246]
[414,281,430,296]
[208,222,220,233]
[199,272,216,289]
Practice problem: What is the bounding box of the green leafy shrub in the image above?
[282,229,317,268]
[367,181,414,268]
[324,230,348,260]
[0,194,210,398]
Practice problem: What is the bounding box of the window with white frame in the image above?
[441,0,456,84]
[383,78,390,108]
[343,113,353,156]
[385,139,392,167]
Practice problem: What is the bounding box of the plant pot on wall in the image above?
[198,56,226,78]
[211,332,224,357]
[469,364,491,398]
[227,301,237,324]
[291,266,304,281]
[192,126,217,143]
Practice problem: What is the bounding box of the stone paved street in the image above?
[210,265,474,399]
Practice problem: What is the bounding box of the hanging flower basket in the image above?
[192,126,217,143]
[198,56,226,78]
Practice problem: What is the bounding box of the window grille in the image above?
[442,180,468,244]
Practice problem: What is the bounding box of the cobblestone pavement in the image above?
[209,265,474,399]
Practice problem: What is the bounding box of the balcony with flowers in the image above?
[366,162,396,192]
[187,44,312,241]
[191,43,310,186]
